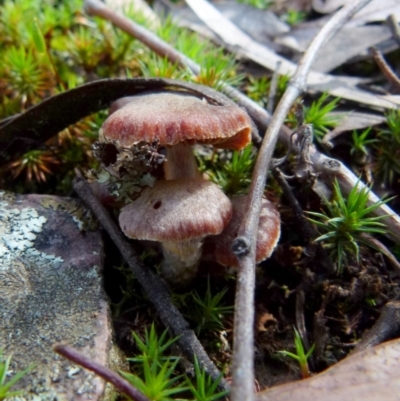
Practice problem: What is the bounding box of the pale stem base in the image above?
[161,239,202,284]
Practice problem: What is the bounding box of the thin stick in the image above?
[272,167,317,244]
[72,173,229,391]
[230,251,256,400]
[267,61,281,114]
[369,47,400,93]
[54,343,150,401]
[353,300,400,353]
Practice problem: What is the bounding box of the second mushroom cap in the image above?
[119,178,233,242]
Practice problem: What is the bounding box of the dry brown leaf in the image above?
[256,338,400,401]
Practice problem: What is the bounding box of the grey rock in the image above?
[0,192,120,401]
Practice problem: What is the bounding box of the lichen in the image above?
[0,193,58,263]
[0,191,112,401]
[39,196,98,231]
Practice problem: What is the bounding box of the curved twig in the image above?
[54,343,150,401]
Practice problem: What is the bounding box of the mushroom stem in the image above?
[161,239,203,284]
[162,143,202,282]
[164,142,200,180]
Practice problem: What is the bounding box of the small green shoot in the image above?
[128,325,180,368]
[186,357,228,401]
[0,351,32,400]
[201,144,256,195]
[122,325,187,401]
[277,328,314,379]
[28,18,66,90]
[384,109,400,141]
[237,0,273,9]
[307,179,391,273]
[350,128,377,158]
[140,54,188,80]
[373,145,400,187]
[185,280,233,335]
[288,93,340,141]
[246,75,289,107]
[29,18,46,53]
[373,110,400,186]
[281,10,307,26]
[121,357,188,401]
[3,46,47,101]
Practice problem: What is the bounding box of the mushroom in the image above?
[206,196,281,268]
[119,178,232,284]
[97,90,253,283]
[99,91,253,181]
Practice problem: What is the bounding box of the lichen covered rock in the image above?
[0,191,120,401]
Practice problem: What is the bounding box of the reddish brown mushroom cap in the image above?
[210,196,280,267]
[119,179,233,243]
[100,92,252,150]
